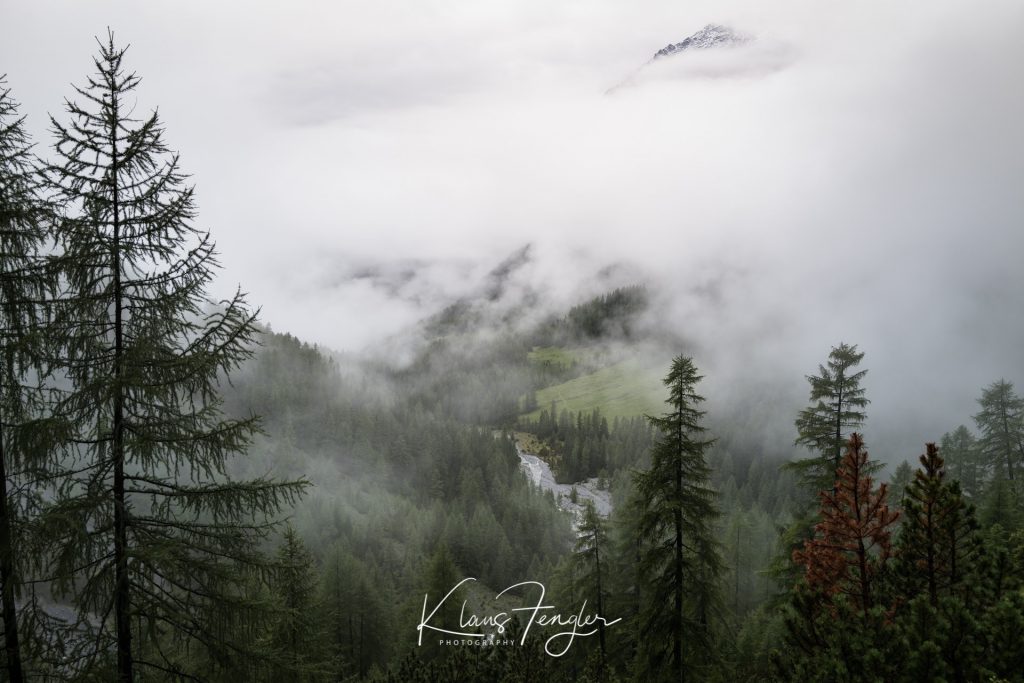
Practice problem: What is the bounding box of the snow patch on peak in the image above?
[653,24,751,60]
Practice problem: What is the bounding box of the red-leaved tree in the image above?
[793,433,900,612]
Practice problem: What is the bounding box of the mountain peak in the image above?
[653,24,749,60]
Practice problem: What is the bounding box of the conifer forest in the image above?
[2,4,1023,682]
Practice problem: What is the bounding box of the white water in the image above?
[516,444,613,531]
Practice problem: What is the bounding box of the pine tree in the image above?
[42,34,306,680]
[633,355,722,682]
[792,343,869,492]
[892,443,981,607]
[886,443,991,680]
[973,379,1024,482]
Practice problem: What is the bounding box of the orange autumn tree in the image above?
[793,433,900,612]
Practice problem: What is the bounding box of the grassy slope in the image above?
[525,355,666,421]
[526,346,578,367]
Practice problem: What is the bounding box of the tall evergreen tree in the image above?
[774,344,870,598]
[319,546,393,680]
[633,355,722,682]
[419,543,464,661]
[43,34,306,680]
[792,343,869,492]
[891,443,980,606]
[265,526,324,681]
[940,425,982,499]
[573,499,610,675]
[973,379,1024,482]
[888,460,914,510]
[0,76,51,683]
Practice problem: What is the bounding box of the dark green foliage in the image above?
[942,425,983,499]
[264,527,325,680]
[561,286,648,341]
[888,459,913,510]
[42,34,307,679]
[779,439,1024,682]
[776,589,894,683]
[791,342,869,493]
[573,500,611,675]
[420,544,464,659]
[891,443,981,606]
[371,616,562,683]
[0,76,55,683]
[633,355,723,681]
[319,546,392,679]
[520,409,653,484]
[974,379,1024,482]
[980,476,1024,530]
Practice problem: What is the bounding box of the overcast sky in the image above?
[4,0,1024,459]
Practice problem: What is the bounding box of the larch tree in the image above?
[43,34,306,680]
[633,355,722,682]
[0,77,53,683]
[792,343,869,493]
[940,425,982,500]
[792,434,898,613]
[775,344,870,598]
[973,379,1024,482]
[779,435,900,682]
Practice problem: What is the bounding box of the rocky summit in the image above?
[653,24,749,60]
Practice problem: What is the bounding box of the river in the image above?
[516,443,612,531]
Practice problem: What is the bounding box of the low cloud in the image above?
[4,0,1023,462]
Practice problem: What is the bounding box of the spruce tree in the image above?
[573,499,610,673]
[43,34,306,680]
[265,526,324,681]
[633,355,722,682]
